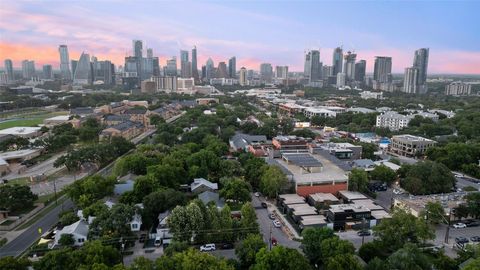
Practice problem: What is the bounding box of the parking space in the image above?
[337,230,374,249]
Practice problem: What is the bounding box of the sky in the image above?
[0,0,479,74]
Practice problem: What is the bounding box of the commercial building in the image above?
[376,111,412,131]
[389,134,436,157]
[275,66,289,79]
[360,91,383,99]
[373,57,392,84]
[270,151,349,197]
[304,50,321,84]
[260,63,273,83]
[239,67,247,86]
[0,127,41,138]
[151,76,177,92]
[332,47,343,76]
[304,107,336,118]
[317,142,362,160]
[4,59,14,82]
[58,45,71,80]
[445,82,472,96]
[73,52,92,85]
[354,60,366,82]
[272,135,311,150]
[141,80,156,93]
[413,48,429,93]
[43,115,70,127]
[100,121,144,140]
[343,51,356,81]
[42,65,53,80]
[336,73,346,88]
[21,60,35,79]
[403,67,420,94]
[228,57,236,78]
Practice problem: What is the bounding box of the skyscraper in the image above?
[152,57,160,76]
[354,60,366,82]
[132,40,143,79]
[332,47,343,76]
[180,50,191,78]
[206,58,214,80]
[43,64,53,79]
[275,66,288,79]
[336,73,346,88]
[343,51,356,81]
[58,45,71,80]
[4,59,13,82]
[166,57,177,76]
[304,50,321,83]
[373,57,392,83]
[260,63,273,83]
[403,67,419,94]
[192,46,199,81]
[413,48,429,93]
[144,48,154,78]
[239,67,247,86]
[228,57,236,78]
[216,62,228,78]
[322,65,333,79]
[71,60,78,76]
[21,60,35,79]
[73,52,92,85]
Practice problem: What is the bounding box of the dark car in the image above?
[221,243,234,249]
[261,202,268,208]
[357,230,371,236]
[455,237,469,244]
[470,236,480,242]
[269,213,276,220]
[139,234,147,243]
[466,221,480,227]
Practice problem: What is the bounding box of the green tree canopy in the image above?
[260,166,288,198]
[235,234,266,269]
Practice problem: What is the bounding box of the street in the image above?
[0,198,74,258]
[3,152,66,181]
[251,194,301,250]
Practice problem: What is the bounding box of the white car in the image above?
[200,243,216,251]
[254,192,260,197]
[453,223,467,229]
[393,189,403,195]
[273,220,281,228]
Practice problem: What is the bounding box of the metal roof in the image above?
[282,153,322,167]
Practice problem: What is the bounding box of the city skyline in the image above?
[1,1,479,74]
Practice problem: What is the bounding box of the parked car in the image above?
[269,213,276,220]
[273,220,281,228]
[139,234,147,243]
[453,223,467,229]
[357,230,372,236]
[455,236,469,244]
[261,202,268,208]
[470,236,480,242]
[465,220,480,227]
[393,189,403,195]
[254,192,260,197]
[271,237,278,246]
[200,244,216,251]
[221,243,234,249]
[154,236,162,247]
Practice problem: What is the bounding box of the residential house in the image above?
[130,213,142,232]
[352,159,376,171]
[198,191,225,209]
[124,108,150,127]
[52,220,89,248]
[191,178,218,194]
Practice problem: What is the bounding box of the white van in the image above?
[154,236,162,247]
[200,243,216,251]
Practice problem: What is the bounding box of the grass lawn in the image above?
[6,177,31,186]
[0,119,44,129]
[0,111,69,130]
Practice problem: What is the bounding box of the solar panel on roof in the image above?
[282,153,323,167]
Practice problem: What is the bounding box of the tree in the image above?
[358,240,388,262]
[301,227,336,265]
[260,166,287,198]
[324,254,363,270]
[251,246,312,270]
[243,156,267,189]
[142,189,186,228]
[365,257,389,270]
[465,192,480,218]
[463,258,480,270]
[422,201,446,225]
[235,234,266,269]
[66,175,116,208]
[387,244,431,270]
[33,248,74,270]
[155,248,234,270]
[163,241,189,257]
[373,209,434,252]
[319,237,355,264]
[401,161,456,195]
[0,184,38,212]
[58,234,75,246]
[128,257,155,270]
[59,211,79,226]
[0,257,30,270]
[370,165,397,185]
[348,169,369,193]
[220,178,251,204]
[168,202,206,243]
[240,202,258,235]
[90,203,136,239]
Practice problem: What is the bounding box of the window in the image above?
[132,224,138,229]
[78,238,84,243]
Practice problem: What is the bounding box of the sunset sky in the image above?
[1,0,479,74]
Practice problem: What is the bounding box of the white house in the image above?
[129,213,142,232]
[52,220,89,248]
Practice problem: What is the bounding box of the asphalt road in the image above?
[251,194,301,250]
[0,198,74,258]
[4,152,66,180]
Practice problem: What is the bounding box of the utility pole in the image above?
[269,224,272,250]
[445,208,452,244]
[120,237,125,265]
[53,177,57,206]
[361,217,366,245]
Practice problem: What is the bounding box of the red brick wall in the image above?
[296,183,348,197]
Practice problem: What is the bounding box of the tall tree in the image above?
[235,234,266,269]
[220,178,251,204]
[301,227,336,266]
[370,165,397,185]
[252,246,312,270]
[348,168,369,193]
[260,166,287,198]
